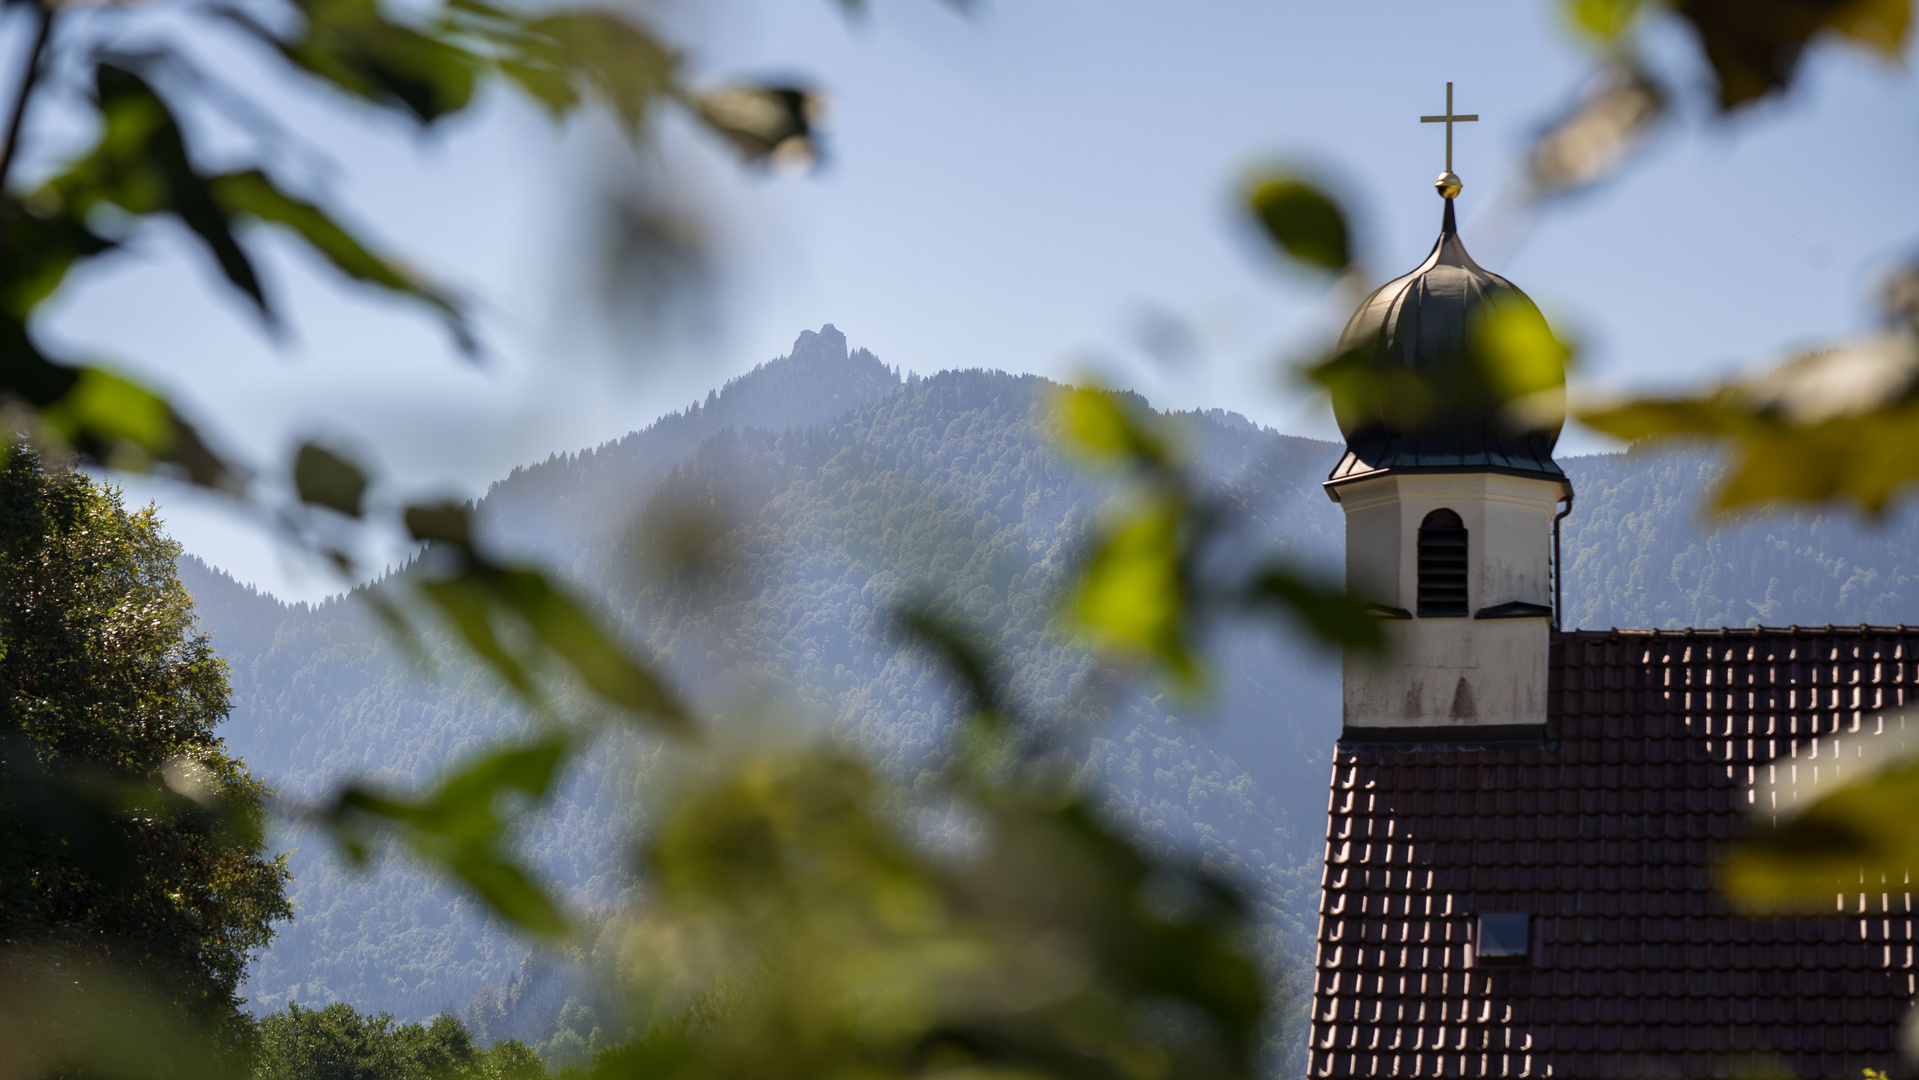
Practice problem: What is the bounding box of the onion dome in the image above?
[1325,199,1566,487]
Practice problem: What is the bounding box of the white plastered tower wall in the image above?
[1329,470,1569,730]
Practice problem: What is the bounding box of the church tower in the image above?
[1308,86,1919,1080]
[1325,111,1572,738]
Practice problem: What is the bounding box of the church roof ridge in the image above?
[1559,623,1919,640]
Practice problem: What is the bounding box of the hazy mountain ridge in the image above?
[476,323,903,571]
[175,327,1919,1063]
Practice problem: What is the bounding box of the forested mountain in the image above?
[179,325,1919,1072]
[1559,452,1919,630]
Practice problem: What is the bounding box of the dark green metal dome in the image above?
[1325,200,1566,487]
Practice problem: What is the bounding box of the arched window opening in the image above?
[1417,509,1468,617]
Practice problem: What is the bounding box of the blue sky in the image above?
[27,0,1919,600]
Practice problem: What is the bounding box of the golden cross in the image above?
[1420,82,1478,173]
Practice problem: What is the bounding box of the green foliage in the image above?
[295,444,371,519]
[0,449,291,1062]
[36,366,237,491]
[1564,0,1643,41]
[1056,385,1379,687]
[1243,173,1350,273]
[0,0,814,501]
[207,171,469,349]
[402,500,686,732]
[1472,302,1576,404]
[1301,340,1434,434]
[1559,0,1910,110]
[616,734,1263,1080]
[252,1001,549,1080]
[325,737,575,939]
[1580,332,1919,516]
[52,65,271,318]
[1721,731,1919,911]
[0,947,253,1080]
[1669,0,1910,109]
[0,0,810,780]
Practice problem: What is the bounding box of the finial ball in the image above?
[1435,171,1462,199]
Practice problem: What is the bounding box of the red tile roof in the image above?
[1312,626,1919,1080]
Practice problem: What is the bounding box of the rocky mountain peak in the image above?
[790,324,850,365]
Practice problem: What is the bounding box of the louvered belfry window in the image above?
[1417,509,1468,617]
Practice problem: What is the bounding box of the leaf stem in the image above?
[0,1,57,195]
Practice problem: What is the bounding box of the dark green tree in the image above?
[252,1002,548,1080]
[0,448,291,1046]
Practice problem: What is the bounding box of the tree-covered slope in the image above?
[178,326,1919,1058]
[1559,450,1919,630]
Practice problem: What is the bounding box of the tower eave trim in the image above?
[1323,464,1574,503]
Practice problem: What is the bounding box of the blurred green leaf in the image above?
[270,0,478,123]
[417,572,533,690]
[1565,0,1645,40]
[1304,340,1434,433]
[293,441,368,517]
[1056,383,1380,674]
[1671,0,1911,109]
[328,738,573,937]
[1526,66,1665,196]
[1012,798,1265,1053]
[220,0,691,142]
[1471,299,1574,436]
[1054,385,1197,683]
[426,0,679,135]
[0,197,115,317]
[0,947,249,1080]
[0,313,80,408]
[1722,737,1919,910]
[1244,565,1384,650]
[37,365,240,491]
[495,54,579,116]
[209,170,473,350]
[404,499,473,545]
[1473,301,1574,399]
[49,367,171,450]
[492,567,685,719]
[1579,333,1919,515]
[627,749,1264,1080]
[1054,385,1167,467]
[895,607,1007,726]
[692,84,820,168]
[406,501,689,728]
[1071,501,1196,684]
[1245,172,1350,273]
[523,10,678,134]
[24,63,474,355]
[51,65,270,320]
